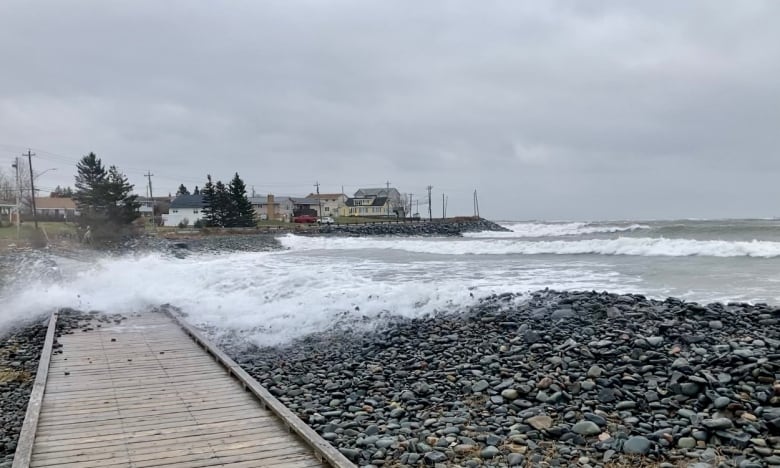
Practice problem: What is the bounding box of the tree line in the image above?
[179,173,255,227]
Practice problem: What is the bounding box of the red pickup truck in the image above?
[293,215,317,223]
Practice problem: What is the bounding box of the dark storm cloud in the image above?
[1,0,778,219]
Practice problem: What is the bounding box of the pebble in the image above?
[623,436,652,455]
[572,421,601,436]
[223,289,780,467]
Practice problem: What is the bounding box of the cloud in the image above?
[0,0,778,219]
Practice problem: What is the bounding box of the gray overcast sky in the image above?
[1,0,778,220]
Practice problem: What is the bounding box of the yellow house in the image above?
[339,196,394,217]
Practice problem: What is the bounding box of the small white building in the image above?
[163,194,205,227]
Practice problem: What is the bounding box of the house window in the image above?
[324,207,329,212]
[193,210,198,214]
[172,209,178,213]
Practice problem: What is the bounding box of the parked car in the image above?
[318,216,335,225]
[293,215,317,223]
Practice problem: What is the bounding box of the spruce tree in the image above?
[214,180,232,227]
[229,173,256,227]
[73,153,139,234]
[201,175,217,227]
[176,184,190,196]
[73,152,108,219]
[105,166,140,225]
[193,186,200,195]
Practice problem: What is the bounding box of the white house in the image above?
[163,194,205,227]
[305,193,347,218]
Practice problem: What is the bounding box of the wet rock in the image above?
[572,421,601,436]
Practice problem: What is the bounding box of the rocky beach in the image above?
[0,319,46,467]
[2,219,780,467]
[227,290,780,467]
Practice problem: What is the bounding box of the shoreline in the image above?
[224,290,779,467]
[2,290,778,467]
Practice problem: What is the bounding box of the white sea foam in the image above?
[0,249,634,343]
[279,234,780,258]
[464,222,650,238]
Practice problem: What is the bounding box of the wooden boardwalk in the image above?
[14,312,353,468]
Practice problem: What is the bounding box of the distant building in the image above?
[249,195,326,221]
[33,197,79,221]
[340,196,392,217]
[306,193,347,218]
[0,200,16,223]
[163,194,205,227]
[341,187,405,218]
[249,195,295,222]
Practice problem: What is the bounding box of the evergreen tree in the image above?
[73,152,108,218]
[228,173,256,227]
[201,175,217,227]
[214,180,232,227]
[73,153,139,232]
[176,184,190,196]
[193,186,200,195]
[105,166,141,225]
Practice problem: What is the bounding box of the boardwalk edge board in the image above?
[12,311,59,468]
[165,309,356,468]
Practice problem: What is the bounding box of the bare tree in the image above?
[0,168,13,202]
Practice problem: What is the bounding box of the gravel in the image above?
[0,310,108,467]
[228,289,780,467]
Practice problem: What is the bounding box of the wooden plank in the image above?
[32,418,284,452]
[38,401,254,426]
[40,392,256,415]
[31,432,302,466]
[12,312,58,468]
[167,310,354,468]
[40,387,248,409]
[34,415,276,443]
[25,312,347,468]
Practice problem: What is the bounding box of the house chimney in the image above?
[267,194,275,220]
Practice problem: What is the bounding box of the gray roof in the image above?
[248,196,293,205]
[289,197,318,205]
[345,197,388,207]
[247,195,318,206]
[170,194,205,208]
[354,187,400,199]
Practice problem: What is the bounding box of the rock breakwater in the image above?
[321,218,509,237]
[232,290,780,467]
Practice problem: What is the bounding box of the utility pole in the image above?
[12,157,20,238]
[474,190,480,218]
[426,185,433,221]
[145,171,156,230]
[442,193,445,219]
[314,181,322,220]
[385,180,391,218]
[25,150,38,229]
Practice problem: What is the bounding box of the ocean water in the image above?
[2,219,780,344]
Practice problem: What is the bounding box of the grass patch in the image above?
[0,222,77,244]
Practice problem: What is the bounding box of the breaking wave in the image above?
[464,222,650,238]
[280,234,780,258]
